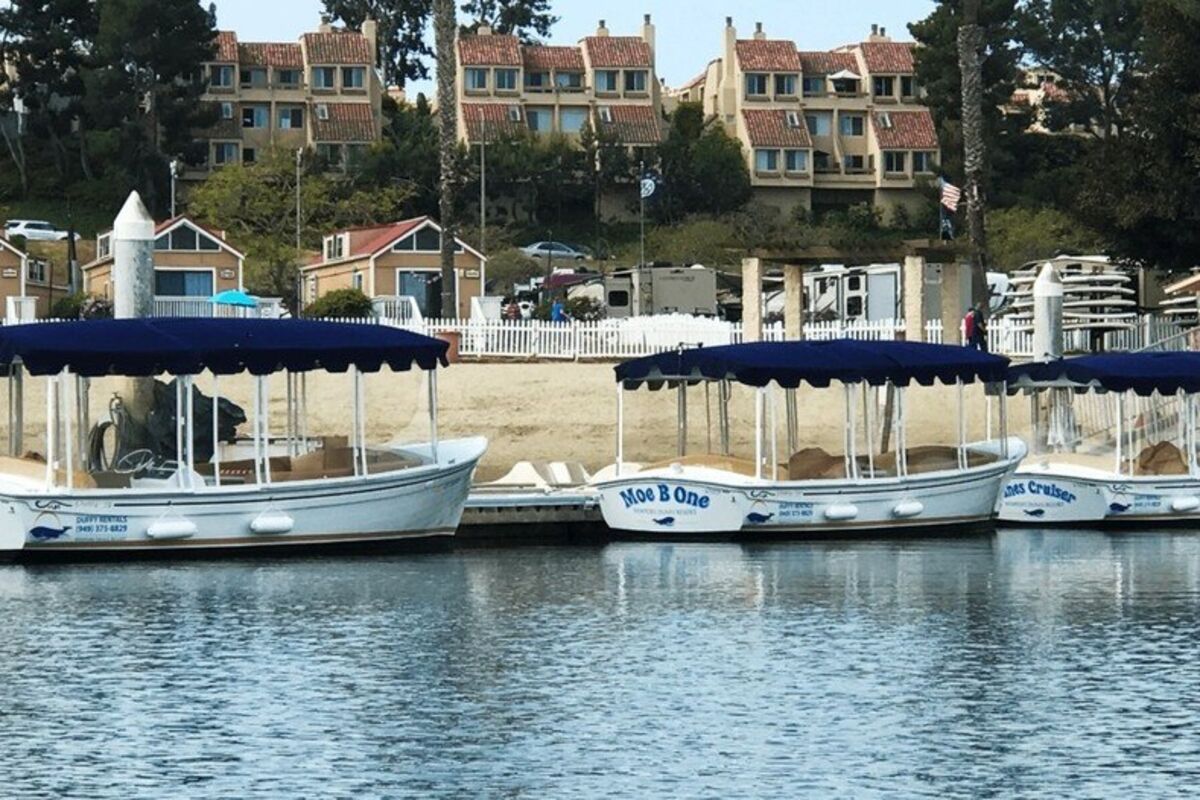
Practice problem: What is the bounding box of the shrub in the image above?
[533,296,604,321]
[304,288,374,318]
[486,247,543,295]
[48,292,89,320]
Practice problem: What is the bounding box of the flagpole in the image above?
[639,159,645,267]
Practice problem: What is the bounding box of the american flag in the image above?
[940,180,962,213]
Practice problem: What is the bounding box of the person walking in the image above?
[964,303,988,352]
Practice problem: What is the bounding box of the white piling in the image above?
[1032,262,1064,363]
[112,191,156,320]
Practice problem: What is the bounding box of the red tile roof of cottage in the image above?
[90,216,241,264]
[797,51,858,75]
[583,36,653,68]
[239,42,304,68]
[735,40,801,72]
[523,45,585,71]
[462,103,526,140]
[344,217,430,258]
[598,105,664,144]
[303,31,372,64]
[213,31,239,62]
[859,42,915,74]
[872,109,938,149]
[458,34,522,66]
[312,103,376,142]
[742,109,813,148]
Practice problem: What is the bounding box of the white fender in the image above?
[251,511,295,534]
[147,516,197,540]
[1171,496,1200,513]
[825,504,859,521]
[892,500,925,518]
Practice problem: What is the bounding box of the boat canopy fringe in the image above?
[614,339,1009,390]
[0,318,449,377]
[1007,352,1200,396]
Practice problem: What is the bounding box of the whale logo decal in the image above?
[1109,502,1131,514]
[1022,509,1046,518]
[746,512,775,525]
[30,525,71,541]
[652,517,676,527]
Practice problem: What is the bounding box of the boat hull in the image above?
[595,441,1024,536]
[997,463,1200,525]
[0,438,486,558]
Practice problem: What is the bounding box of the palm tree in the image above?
[958,0,988,300]
[434,0,457,318]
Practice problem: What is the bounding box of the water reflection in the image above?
[1,530,1198,797]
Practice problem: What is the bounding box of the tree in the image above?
[655,103,751,221]
[354,94,440,216]
[958,0,989,293]
[434,0,458,317]
[459,0,557,41]
[321,0,433,88]
[1022,0,1144,138]
[1074,0,1200,272]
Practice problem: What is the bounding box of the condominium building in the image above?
[455,16,664,152]
[190,18,383,177]
[680,20,940,216]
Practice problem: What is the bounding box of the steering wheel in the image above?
[114,449,156,475]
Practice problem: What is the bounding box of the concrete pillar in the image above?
[742,257,763,342]
[112,191,155,320]
[902,255,926,342]
[940,261,965,346]
[783,264,804,341]
[1033,262,1064,361]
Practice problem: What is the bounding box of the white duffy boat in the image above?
[0,318,486,558]
[999,353,1200,525]
[592,340,1026,535]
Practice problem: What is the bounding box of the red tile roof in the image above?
[735,40,800,72]
[523,45,584,71]
[345,217,429,258]
[583,36,652,68]
[312,103,376,142]
[873,110,938,149]
[213,31,238,62]
[798,51,858,75]
[859,42,915,74]
[239,42,304,68]
[458,34,522,66]
[742,109,812,148]
[598,104,664,144]
[303,31,372,64]
[462,103,526,141]
[92,216,241,263]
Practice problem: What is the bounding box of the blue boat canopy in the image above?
[0,318,449,377]
[1008,352,1200,396]
[614,339,1010,389]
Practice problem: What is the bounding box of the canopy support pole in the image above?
[754,387,764,480]
[956,379,967,470]
[429,369,439,463]
[1115,392,1124,476]
[300,372,309,452]
[999,388,1009,459]
[845,384,858,480]
[896,387,908,478]
[769,384,778,481]
[9,364,23,457]
[44,375,55,489]
[719,381,731,456]
[358,368,368,477]
[286,372,295,457]
[1189,394,1198,478]
[76,376,89,476]
[676,382,687,458]
[785,387,797,456]
[185,375,195,487]
[985,394,993,441]
[880,383,895,455]
[865,384,875,478]
[352,367,362,478]
[252,377,262,485]
[62,370,73,490]
[704,382,712,455]
[615,383,624,477]
[262,376,272,485]
[175,378,185,489]
[212,375,221,487]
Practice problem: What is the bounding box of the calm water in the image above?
[2,530,1200,798]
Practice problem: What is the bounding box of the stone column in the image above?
[783,264,804,341]
[112,191,155,320]
[742,257,763,343]
[902,254,926,342]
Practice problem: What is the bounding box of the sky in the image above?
[214,0,938,97]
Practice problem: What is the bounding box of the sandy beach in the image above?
[0,362,1031,481]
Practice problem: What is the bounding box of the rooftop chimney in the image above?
[319,13,333,34]
[478,24,493,35]
[871,23,878,35]
[642,13,656,57]
[754,21,765,40]
[362,18,378,66]
[597,19,609,37]
[726,16,733,28]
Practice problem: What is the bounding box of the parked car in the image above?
[521,241,590,261]
[3,219,80,241]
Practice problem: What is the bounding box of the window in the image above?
[805,112,832,136]
[525,71,549,89]
[155,270,214,297]
[802,76,824,96]
[843,154,865,171]
[901,76,916,98]
[785,111,802,128]
[598,106,613,123]
[884,151,906,173]
[307,275,318,304]
[785,149,808,173]
[624,70,647,93]
[877,112,893,130]
[241,105,268,129]
[213,142,239,165]
[755,149,779,172]
[240,67,267,88]
[153,225,222,252]
[243,147,257,164]
[198,233,219,251]
[277,68,301,88]
[596,70,619,93]
[26,259,46,283]
[97,234,111,259]
[414,227,441,251]
[352,272,364,291]
[325,234,345,260]
[745,73,768,97]
[279,107,304,129]
[495,68,517,91]
[312,66,336,90]
[873,76,895,97]
[839,114,864,136]
[342,67,366,89]
[466,68,488,91]
[775,74,797,96]
[560,108,588,134]
[555,72,583,90]
[316,143,341,164]
[507,105,522,122]
[174,226,198,250]
[832,78,859,95]
[316,103,330,121]
[914,151,936,173]
[814,150,832,171]
[210,65,234,88]
[220,102,234,120]
[526,107,552,133]
[607,290,630,307]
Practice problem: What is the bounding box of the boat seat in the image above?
[875,446,998,475]
[788,448,847,480]
[643,453,778,478]
[1136,441,1187,476]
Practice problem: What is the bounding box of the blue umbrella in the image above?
[209,289,258,308]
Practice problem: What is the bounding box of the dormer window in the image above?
[507,105,522,122]
[775,75,797,96]
[745,73,768,97]
[598,106,613,124]
[466,68,489,92]
[785,111,801,128]
[877,112,893,130]
[316,103,329,121]
[324,234,346,260]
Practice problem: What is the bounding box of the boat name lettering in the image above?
[1007,480,1075,503]
[619,485,711,510]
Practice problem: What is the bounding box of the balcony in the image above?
[153,296,285,318]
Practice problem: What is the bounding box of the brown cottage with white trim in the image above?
[0,236,68,318]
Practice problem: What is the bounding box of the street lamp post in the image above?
[169,158,180,218]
